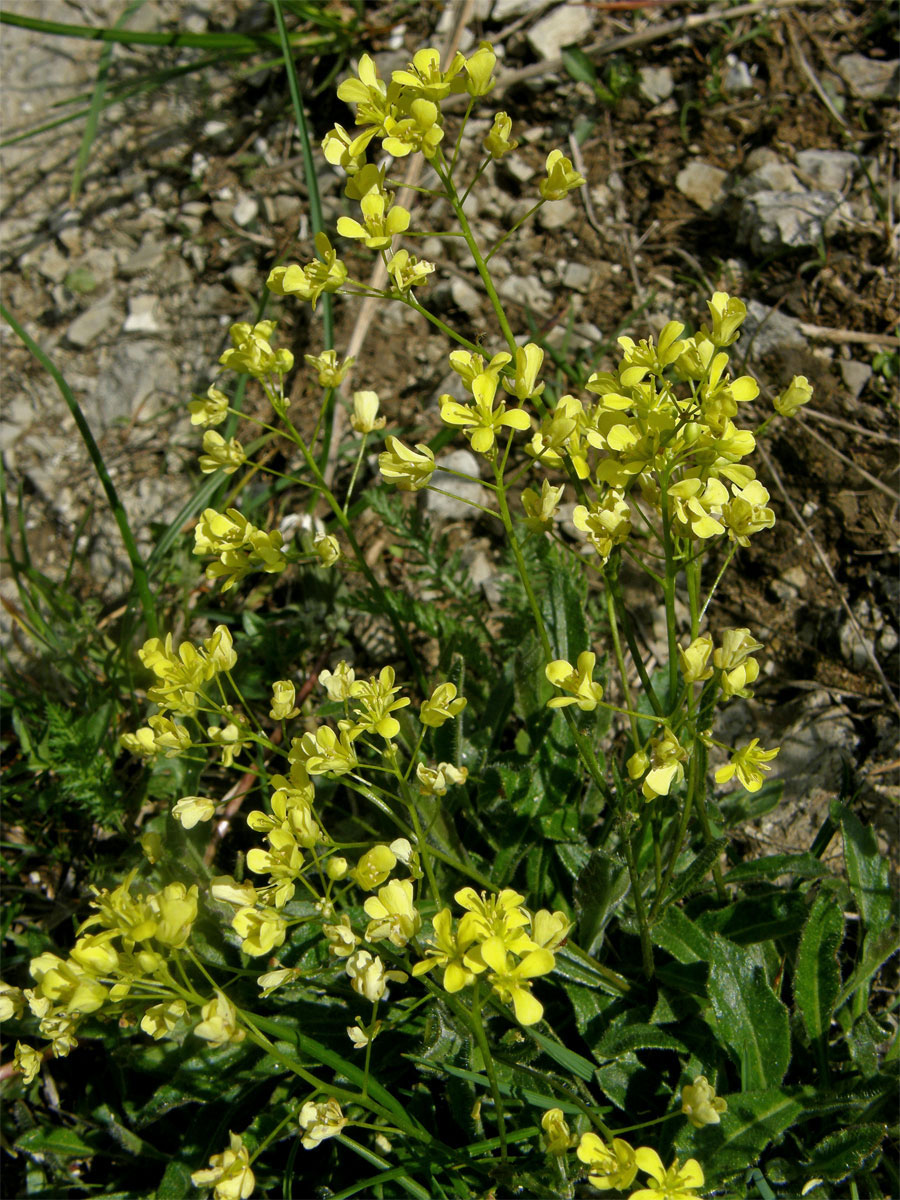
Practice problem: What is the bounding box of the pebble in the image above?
[497,272,554,313]
[795,149,859,194]
[723,57,754,94]
[426,450,486,521]
[501,154,536,184]
[537,197,577,230]
[675,160,728,212]
[742,301,805,355]
[66,300,118,347]
[120,237,166,277]
[837,53,900,101]
[560,261,592,292]
[738,191,852,252]
[231,194,259,227]
[123,294,161,333]
[638,66,674,104]
[525,3,593,61]
[839,359,872,399]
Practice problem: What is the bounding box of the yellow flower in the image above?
[411,907,476,992]
[668,477,727,540]
[681,1075,728,1127]
[350,665,410,740]
[416,761,467,796]
[232,906,288,956]
[715,739,779,792]
[439,371,531,454]
[266,234,347,308]
[210,876,258,907]
[545,651,604,712]
[386,248,435,292]
[714,627,763,698]
[319,660,356,701]
[173,796,216,829]
[257,966,301,997]
[0,982,25,1022]
[364,878,422,947]
[120,716,192,759]
[464,41,497,97]
[150,882,198,948]
[305,348,354,388]
[420,681,466,727]
[629,729,688,801]
[323,914,361,957]
[321,122,369,173]
[539,149,585,201]
[345,949,407,1003]
[191,1131,255,1200]
[338,189,410,250]
[706,291,747,347]
[479,936,554,1025]
[572,492,632,558]
[483,111,518,159]
[774,374,813,417]
[188,385,229,427]
[379,436,436,490]
[541,1108,574,1155]
[722,479,775,546]
[392,47,466,102]
[312,533,341,567]
[141,998,188,1040]
[207,719,250,769]
[199,431,245,476]
[456,887,534,954]
[269,679,299,721]
[630,1148,704,1200]
[350,389,386,434]
[678,636,714,684]
[522,480,565,534]
[504,342,545,402]
[352,844,397,891]
[298,1098,347,1150]
[382,97,445,159]
[296,723,359,775]
[219,320,293,379]
[14,1042,42,1084]
[576,1133,638,1191]
[194,992,245,1045]
[530,909,573,951]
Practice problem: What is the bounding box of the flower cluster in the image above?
[412,888,569,1025]
[577,1135,705,1200]
[193,507,288,592]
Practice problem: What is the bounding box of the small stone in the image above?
[738,191,852,252]
[497,272,553,313]
[795,149,859,194]
[538,197,577,230]
[231,195,259,227]
[273,194,302,221]
[500,154,535,184]
[839,359,872,399]
[123,294,160,333]
[426,450,486,521]
[33,244,69,283]
[228,263,259,291]
[782,565,808,591]
[741,161,804,194]
[638,66,674,104]
[203,118,229,139]
[492,0,546,18]
[450,276,482,317]
[66,301,118,347]
[837,53,900,101]
[525,3,593,61]
[675,160,728,212]
[742,301,805,356]
[723,56,754,93]
[120,237,166,277]
[560,261,592,292]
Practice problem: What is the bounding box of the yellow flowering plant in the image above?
[4,34,895,1200]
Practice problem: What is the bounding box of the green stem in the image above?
[622,826,654,979]
[468,980,508,1160]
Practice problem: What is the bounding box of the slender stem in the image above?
[485,200,544,264]
[605,584,638,746]
[468,980,508,1160]
[622,827,654,978]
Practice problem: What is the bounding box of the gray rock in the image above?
[638,65,674,104]
[500,154,536,184]
[426,450,487,521]
[497,272,553,312]
[120,236,166,277]
[795,149,859,193]
[739,160,804,194]
[525,3,593,61]
[837,53,900,101]
[123,294,161,333]
[560,261,592,292]
[738,190,852,252]
[537,196,577,230]
[839,359,872,399]
[66,300,118,347]
[492,0,548,18]
[92,340,179,428]
[742,301,805,356]
[769,692,858,801]
[228,263,259,291]
[675,160,728,212]
[723,57,754,94]
[231,194,259,227]
[32,243,69,283]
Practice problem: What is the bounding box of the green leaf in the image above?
[841,809,892,933]
[563,982,613,1039]
[793,891,845,1042]
[724,853,831,884]
[667,838,728,903]
[676,1088,804,1182]
[651,904,711,963]
[15,1126,97,1157]
[561,45,598,86]
[525,1026,597,1081]
[835,923,900,1010]
[596,1021,688,1059]
[575,850,630,954]
[804,1123,887,1182]
[720,780,783,828]
[846,1012,891,1075]
[697,891,808,944]
[156,1160,194,1200]
[707,935,791,1089]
